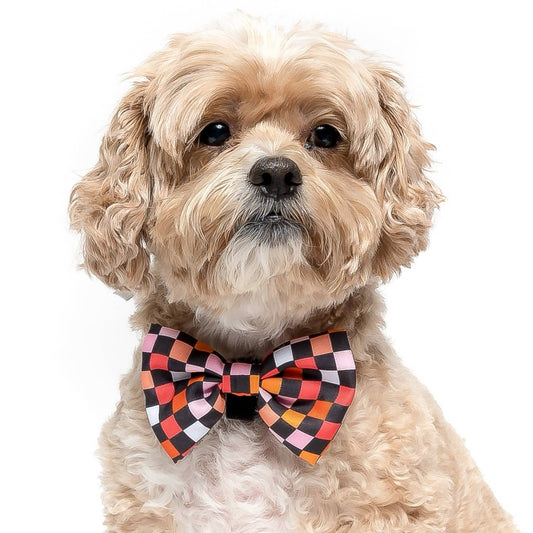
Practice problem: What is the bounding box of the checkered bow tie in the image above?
[142,324,356,465]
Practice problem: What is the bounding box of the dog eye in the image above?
[199,122,231,146]
[307,124,341,149]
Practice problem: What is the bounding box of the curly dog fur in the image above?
[69,13,519,533]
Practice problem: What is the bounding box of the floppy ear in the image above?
[69,81,153,292]
[366,63,444,280]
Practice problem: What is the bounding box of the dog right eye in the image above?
[199,122,231,146]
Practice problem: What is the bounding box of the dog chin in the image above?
[215,219,307,295]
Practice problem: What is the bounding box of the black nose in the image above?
[248,157,302,199]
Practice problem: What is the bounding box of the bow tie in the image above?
[141,324,356,465]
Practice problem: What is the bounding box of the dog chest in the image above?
[162,420,302,532]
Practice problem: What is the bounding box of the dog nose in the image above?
[248,157,302,199]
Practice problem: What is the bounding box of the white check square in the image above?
[273,344,293,368]
[183,420,210,441]
[320,370,340,385]
[146,405,160,426]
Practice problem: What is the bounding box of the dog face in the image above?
[70,15,442,326]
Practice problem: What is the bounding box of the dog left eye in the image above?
[199,122,231,146]
[307,124,341,149]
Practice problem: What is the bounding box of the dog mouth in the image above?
[234,208,303,244]
[263,210,284,222]
[252,208,301,228]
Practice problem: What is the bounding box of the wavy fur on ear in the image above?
[366,63,444,280]
[69,81,153,292]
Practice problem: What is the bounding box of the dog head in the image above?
[70,15,442,330]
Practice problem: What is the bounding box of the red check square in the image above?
[294,356,318,370]
[336,385,355,406]
[315,420,341,440]
[160,415,182,438]
[149,353,170,371]
[155,382,175,405]
[299,380,321,399]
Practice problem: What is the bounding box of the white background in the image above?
[1,1,531,531]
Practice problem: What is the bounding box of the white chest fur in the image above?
[140,417,303,533]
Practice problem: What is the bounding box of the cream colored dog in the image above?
[70,14,519,533]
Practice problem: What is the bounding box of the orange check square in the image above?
[141,370,154,390]
[262,377,282,395]
[213,393,225,413]
[281,409,305,428]
[310,334,333,356]
[161,439,179,459]
[283,367,303,380]
[195,340,214,352]
[169,340,193,361]
[299,450,320,465]
[172,389,187,412]
[308,400,331,420]
[249,374,260,394]
[258,404,280,427]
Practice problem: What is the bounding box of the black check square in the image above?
[152,335,175,356]
[330,331,351,352]
[290,339,313,359]
[270,418,296,440]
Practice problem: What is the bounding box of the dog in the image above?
[69,13,519,533]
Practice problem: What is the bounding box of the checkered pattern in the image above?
[142,324,356,465]
[221,362,260,395]
[257,330,356,465]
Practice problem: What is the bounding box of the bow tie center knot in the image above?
[221,362,261,395]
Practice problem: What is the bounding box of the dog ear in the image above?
[365,63,444,280]
[69,81,153,292]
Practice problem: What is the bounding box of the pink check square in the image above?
[142,333,157,352]
[285,429,313,448]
